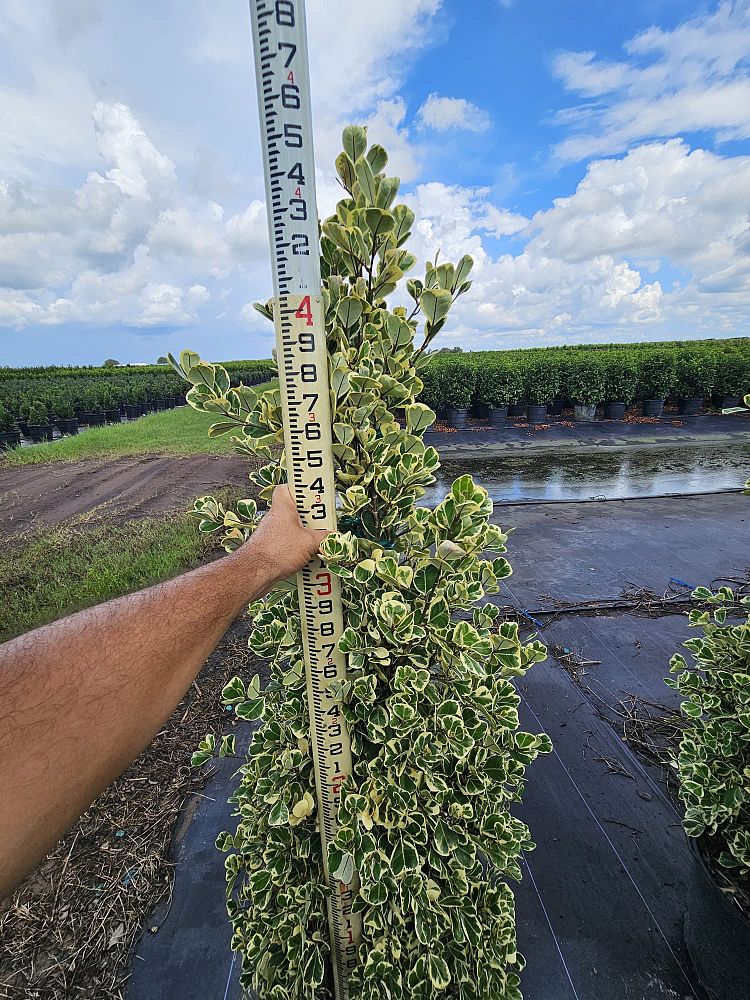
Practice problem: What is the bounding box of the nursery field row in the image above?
[0,386,276,461]
[4,338,749,438]
[0,361,276,439]
[421,340,750,415]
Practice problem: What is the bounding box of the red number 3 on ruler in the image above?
[295,295,313,326]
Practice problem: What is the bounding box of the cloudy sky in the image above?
[1,0,750,365]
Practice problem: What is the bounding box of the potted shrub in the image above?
[85,391,107,427]
[637,349,675,417]
[601,353,638,419]
[124,399,141,419]
[97,388,121,423]
[475,358,522,427]
[666,587,750,999]
[524,357,560,422]
[15,398,31,435]
[74,392,88,422]
[172,126,552,1000]
[55,398,79,435]
[127,386,148,417]
[566,355,606,421]
[548,354,571,415]
[0,404,21,449]
[675,353,716,416]
[713,353,750,410]
[441,358,476,429]
[25,402,53,442]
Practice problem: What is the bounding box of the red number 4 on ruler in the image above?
[295,295,313,326]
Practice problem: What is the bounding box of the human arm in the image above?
[0,486,325,901]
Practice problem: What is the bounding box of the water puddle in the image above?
[425,443,750,504]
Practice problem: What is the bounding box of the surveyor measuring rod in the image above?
[249,2,360,996]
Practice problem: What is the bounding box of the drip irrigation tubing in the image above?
[457,579,749,630]
[487,485,746,506]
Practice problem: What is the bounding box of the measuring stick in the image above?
[248,2,360,996]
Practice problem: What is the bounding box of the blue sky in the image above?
[1,0,749,364]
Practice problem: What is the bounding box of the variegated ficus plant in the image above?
[668,586,750,875]
[666,393,750,878]
[171,127,551,1000]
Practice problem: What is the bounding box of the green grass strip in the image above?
[0,500,238,642]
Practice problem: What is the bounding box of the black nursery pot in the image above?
[106,408,122,423]
[85,412,106,427]
[549,398,565,416]
[154,399,167,411]
[642,398,665,417]
[678,397,703,416]
[507,403,526,417]
[124,404,141,419]
[445,407,469,430]
[719,395,743,409]
[26,423,52,443]
[573,403,597,422]
[56,418,79,435]
[526,404,548,423]
[17,420,29,435]
[490,406,508,427]
[604,401,626,420]
[472,404,491,419]
[684,836,750,1000]
[0,431,21,450]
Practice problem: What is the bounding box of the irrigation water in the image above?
[425,442,750,504]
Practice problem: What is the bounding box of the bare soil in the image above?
[0,454,254,540]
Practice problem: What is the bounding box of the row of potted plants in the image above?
[0,364,275,423]
[0,395,186,449]
[420,345,750,428]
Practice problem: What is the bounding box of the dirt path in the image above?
[0,453,255,538]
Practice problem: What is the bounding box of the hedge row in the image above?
[419,341,750,410]
[0,360,276,428]
[0,358,275,381]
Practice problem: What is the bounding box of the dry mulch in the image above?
[0,617,257,1000]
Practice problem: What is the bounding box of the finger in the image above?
[270,484,294,510]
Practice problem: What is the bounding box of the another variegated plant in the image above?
[667,586,750,874]
[172,126,551,1000]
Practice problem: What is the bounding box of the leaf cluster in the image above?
[667,587,750,874]
[175,126,550,1000]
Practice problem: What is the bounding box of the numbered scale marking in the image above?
[248,2,360,997]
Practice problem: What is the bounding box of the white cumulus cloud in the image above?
[417,93,491,133]
[552,1,750,160]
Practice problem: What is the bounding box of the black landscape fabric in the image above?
[128,493,750,1000]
